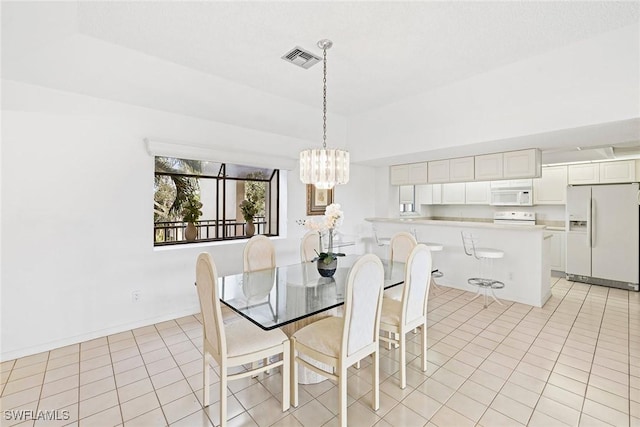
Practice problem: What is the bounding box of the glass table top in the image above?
[218,254,406,330]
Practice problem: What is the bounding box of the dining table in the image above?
[217,254,406,382]
[218,254,406,333]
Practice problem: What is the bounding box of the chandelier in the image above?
[299,39,350,190]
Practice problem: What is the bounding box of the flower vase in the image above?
[185,222,197,242]
[246,219,255,237]
[317,258,337,277]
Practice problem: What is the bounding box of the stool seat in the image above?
[474,248,504,259]
[419,242,443,252]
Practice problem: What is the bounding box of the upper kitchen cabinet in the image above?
[568,160,637,185]
[533,165,568,205]
[503,149,542,179]
[441,183,466,204]
[465,181,491,204]
[475,153,504,181]
[475,149,541,181]
[599,160,636,183]
[449,157,475,182]
[567,163,599,185]
[428,157,474,183]
[427,160,450,183]
[390,162,428,185]
[416,183,442,204]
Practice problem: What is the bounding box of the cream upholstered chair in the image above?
[244,235,276,272]
[290,254,385,426]
[300,231,320,263]
[383,231,417,301]
[379,244,432,389]
[195,253,289,426]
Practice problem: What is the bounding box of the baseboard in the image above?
[1,306,200,362]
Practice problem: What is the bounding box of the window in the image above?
[154,156,279,245]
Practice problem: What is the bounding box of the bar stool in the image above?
[412,229,444,293]
[461,231,504,308]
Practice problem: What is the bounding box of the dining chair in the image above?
[195,253,290,426]
[379,244,432,389]
[383,231,417,301]
[300,230,320,263]
[290,254,385,426]
[244,235,276,272]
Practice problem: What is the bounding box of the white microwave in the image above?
[490,189,533,206]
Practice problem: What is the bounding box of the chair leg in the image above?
[400,331,407,389]
[251,361,260,378]
[281,342,290,412]
[203,352,210,407]
[421,322,428,372]
[290,338,298,408]
[220,361,227,427]
[338,366,348,427]
[372,350,380,411]
[354,360,361,369]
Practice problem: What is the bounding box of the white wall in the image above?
[0,80,375,360]
[350,24,640,164]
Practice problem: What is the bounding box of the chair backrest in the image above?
[341,254,385,358]
[461,231,479,259]
[195,253,226,359]
[243,235,276,272]
[401,244,432,324]
[390,232,417,263]
[300,231,320,263]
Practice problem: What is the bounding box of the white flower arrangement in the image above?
[302,203,345,264]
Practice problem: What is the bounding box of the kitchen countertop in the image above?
[365,217,547,231]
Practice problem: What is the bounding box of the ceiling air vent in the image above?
[281,46,321,69]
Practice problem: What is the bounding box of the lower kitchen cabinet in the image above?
[548,230,566,272]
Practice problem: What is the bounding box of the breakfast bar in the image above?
[366,217,552,307]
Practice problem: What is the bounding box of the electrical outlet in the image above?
[508,272,514,280]
[132,290,141,302]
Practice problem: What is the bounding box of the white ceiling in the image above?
[2,1,640,164]
[76,1,639,115]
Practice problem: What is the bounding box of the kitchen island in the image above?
[366,217,551,307]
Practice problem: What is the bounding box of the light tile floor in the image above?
[1,277,639,426]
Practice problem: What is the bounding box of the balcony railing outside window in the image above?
[154,217,267,245]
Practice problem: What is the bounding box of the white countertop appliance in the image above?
[493,211,536,225]
[490,179,533,206]
[566,182,639,291]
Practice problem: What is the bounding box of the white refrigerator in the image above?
[566,183,639,291]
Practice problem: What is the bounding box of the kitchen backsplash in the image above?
[421,204,566,225]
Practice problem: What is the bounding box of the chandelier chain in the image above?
[322,46,327,150]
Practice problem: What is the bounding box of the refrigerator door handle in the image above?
[587,199,593,248]
[591,199,596,248]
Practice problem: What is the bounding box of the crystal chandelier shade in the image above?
[299,39,350,190]
[299,148,350,190]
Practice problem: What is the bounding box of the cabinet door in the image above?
[449,157,475,182]
[568,164,599,185]
[415,184,432,205]
[390,165,409,185]
[441,183,465,204]
[475,153,503,180]
[533,165,568,205]
[599,160,636,184]
[503,149,541,179]
[432,183,442,204]
[548,231,566,272]
[465,181,490,204]
[427,160,449,183]
[408,162,429,184]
